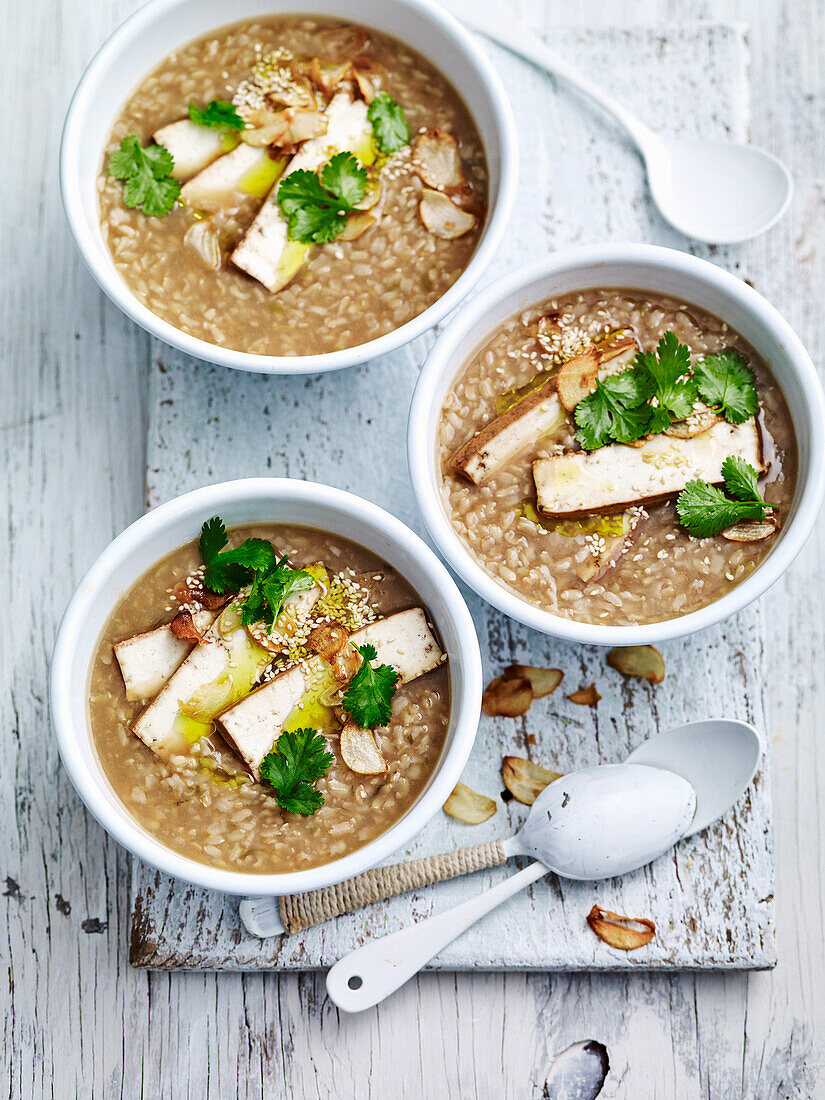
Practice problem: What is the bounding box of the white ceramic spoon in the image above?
[325,719,763,1012]
[467,12,792,243]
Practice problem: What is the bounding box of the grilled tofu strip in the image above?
[217,607,444,777]
[449,337,638,486]
[131,616,273,757]
[153,120,238,181]
[114,611,216,701]
[533,419,763,518]
[231,92,372,292]
[180,144,285,210]
[131,584,322,757]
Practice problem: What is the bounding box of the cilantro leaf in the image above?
[367,92,410,154]
[694,350,758,425]
[260,728,334,816]
[635,332,698,422]
[277,153,367,243]
[575,370,652,450]
[676,459,767,537]
[199,516,228,565]
[676,481,765,537]
[722,455,763,504]
[257,558,315,626]
[320,152,368,206]
[188,99,244,131]
[341,643,400,729]
[202,535,276,594]
[108,135,181,217]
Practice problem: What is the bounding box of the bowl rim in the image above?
[59,0,518,375]
[50,478,483,895]
[408,243,825,645]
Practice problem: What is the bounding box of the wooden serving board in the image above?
[129,22,775,971]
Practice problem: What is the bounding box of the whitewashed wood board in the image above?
[127,22,775,972]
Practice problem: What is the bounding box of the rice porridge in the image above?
[439,289,797,626]
[90,523,450,873]
[99,16,488,356]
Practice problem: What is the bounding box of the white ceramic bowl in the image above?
[50,479,483,895]
[408,244,825,645]
[60,0,517,375]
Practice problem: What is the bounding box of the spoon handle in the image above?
[279,839,509,933]
[326,860,548,1012]
[466,11,657,153]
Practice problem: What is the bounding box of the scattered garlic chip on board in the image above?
[482,674,533,718]
[340,721,387,775]
[586,905,656,950]
[606,645,666,684]
[502,756,562,805]
[443,782,497,824]
[507,665,563,698]
[568,683,601,706]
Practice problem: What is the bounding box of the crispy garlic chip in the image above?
[586,905,655,951]
[501,756,562,805]
[722,516,777,542]
[556,349,600,412]
[482,665,563,718]
[340,721,387,775]
[443,782,497,824]
[607,645,666,684]
[568,683,601,706]
[482,674,533,718]
[169,609,211,646]
[419,189,476,239]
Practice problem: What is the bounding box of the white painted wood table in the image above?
[3,0,824,1096]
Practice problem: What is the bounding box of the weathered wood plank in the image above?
[130,22,775,974]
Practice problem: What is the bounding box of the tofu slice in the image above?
[114,611,216,701]
[180,144,285,210]
[217,607,444,777]
[153,119,237,181]
[449,376,565,486]
[533,419,763,518]
[131,616,273,758]
[450,337,638,486]
[231,92,372,292]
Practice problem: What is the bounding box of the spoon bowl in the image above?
[625,718,764,836]
[645,139,793,244]
[515,764,696,878]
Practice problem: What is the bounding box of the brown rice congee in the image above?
[439,290,797,626]
[90,525,450,873]
[99,17,488,356]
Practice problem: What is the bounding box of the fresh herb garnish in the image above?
[108,135,181,217]
[574,370,654,451]
[693,349,759,424]
[367,91,410,154]
[198,516,314,627]
[574,333,759,452]
[342,643,400,729]
[676,456,767,537]
[188,99,245,131]
[277,152,367,243]
[242,556,315,628]
[634,330,697,426]
[259,728,334,815]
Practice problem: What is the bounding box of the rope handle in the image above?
[279,839,509,934]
